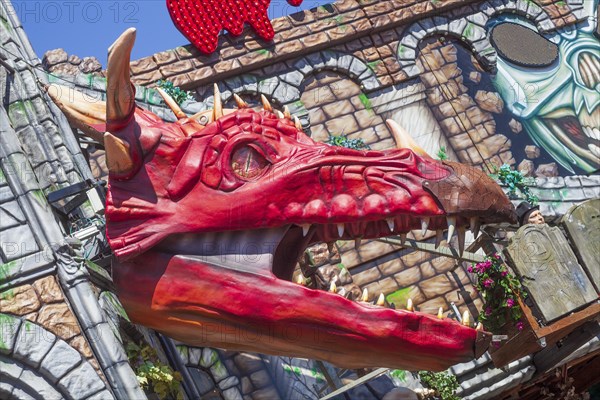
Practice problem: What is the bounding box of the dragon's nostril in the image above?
[578,51,600,89]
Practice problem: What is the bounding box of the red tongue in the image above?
[114,251,489,371]
[167,0,304,54]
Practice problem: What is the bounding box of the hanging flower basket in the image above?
[468,253,527,335]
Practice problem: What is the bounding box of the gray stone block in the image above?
[348,57,368,78]
[362,76,381,92]
[218,375,240,391]
[305,52,326,70]
[0,186,15,203]
[579,175,600,186]
[189,347,202,365]
[18,368,63,399]
[85,389,115,400]
[2,152,39,194]
[0,223,39,261]
[272,82,300,104]
[210,358,230,382]
[200,348,217,368]
[84,322,128,367]
[222,386,243,400]
[39,339,82,383]
[13,320,56,368]
[7,101,32,131]
[102,361,141,399]
[466,13,488,27]
[536,176,565,188]
[17,126,48,167]
[0,201,26,229]
[258,77,280,97]
[175,344,189,365]
[281,70,304,87]
[58,361,106,399]
[0,314,22,355]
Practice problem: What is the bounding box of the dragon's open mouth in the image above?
[49,28,516,372]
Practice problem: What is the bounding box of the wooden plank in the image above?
[505,224,597,323]
[320,368,388,400]
[537,301,600,343]
[561,199,600,294]
[533,321,600,373]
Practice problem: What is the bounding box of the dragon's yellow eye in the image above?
[231,145,269,179]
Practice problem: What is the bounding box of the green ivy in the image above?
[437,146,448,161]
[390,369,407,382]
[326,134,370,150]
[418,370,460,400]
[126,342,183,399]
[491,164,538,205]
[155,80,193,106]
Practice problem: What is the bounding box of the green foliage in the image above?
[156,80,193,106]
[418,370,460,400]
[326,134,370,150]
[126,342,183,399]
[437,146,448,161]
[390,369,407,382]
[358,93,372,111]
[469,253,526,333]
[492,164,538,205]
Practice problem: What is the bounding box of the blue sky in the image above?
[12,0,331,63]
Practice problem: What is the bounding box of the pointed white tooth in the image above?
[421,217,430,236]
[301,224,310,237]
[435,229,443,248]
[338,287,346,297]
[470,217,480,239]
[591,127,600,141]
[376,293,385,306]
[437,307,444,319]
[296,275,304,285]
[329,281,337,293]
[361,288,369,302]
[446,216,456,243]
[462,310,471,327]
[337,223,345,237]
[406,298,414,312]
[354,237,362,250]
[457,225,466,256]
[386,218,395,232]
[399,232,407,245]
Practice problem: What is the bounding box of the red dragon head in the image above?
[48,29,517,371]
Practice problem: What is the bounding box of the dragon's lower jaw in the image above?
[114,225,491,371]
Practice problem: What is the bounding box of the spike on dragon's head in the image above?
[48,28,517,371]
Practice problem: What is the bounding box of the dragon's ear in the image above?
[385,119,432,158]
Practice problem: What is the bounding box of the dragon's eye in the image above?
[231,145,269,179]
[490,22,558,67]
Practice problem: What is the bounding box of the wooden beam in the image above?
[533,321,600,373]
[319,368,388,400]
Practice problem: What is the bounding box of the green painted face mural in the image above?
[490,6,600,174]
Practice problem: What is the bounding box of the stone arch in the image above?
[480,0,556,32]
[396,0,555,78]
[0,313,112,399]
[218,51,382,131]
[299,70,393,149]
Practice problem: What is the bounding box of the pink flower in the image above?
[501,270,508,277]
[516,321,524,331]
[467,266,473,273]
[485,307,492,316]
[506,298,515,308]
[483,278,494,288]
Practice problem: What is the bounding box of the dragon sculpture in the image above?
[47,29,517,372]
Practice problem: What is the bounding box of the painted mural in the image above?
[489,2,600,174]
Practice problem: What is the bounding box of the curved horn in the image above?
[156,87,187,119]
[386,119,431,158]
[213,84,223,120]
[107,28,136,129]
